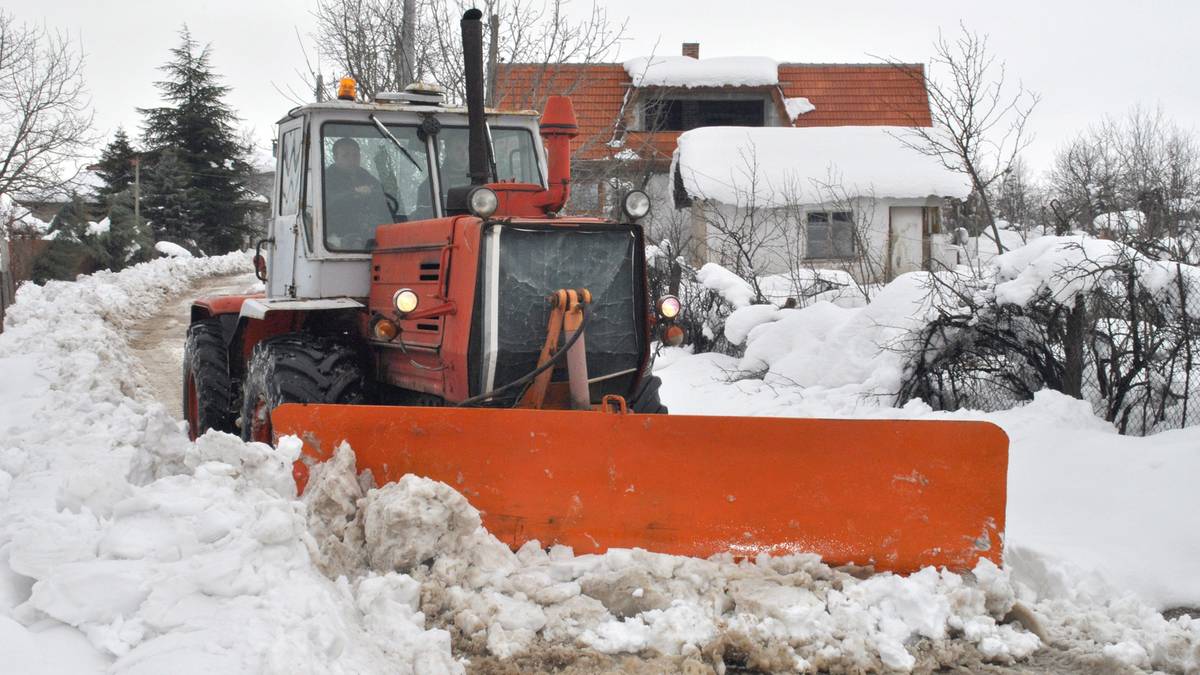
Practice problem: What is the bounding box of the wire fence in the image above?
[898,256,1200,436]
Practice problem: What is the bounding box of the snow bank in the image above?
[624,55,779,88]
[674,127,971,206]
[301,444,1047,672]
[0,253,458,673]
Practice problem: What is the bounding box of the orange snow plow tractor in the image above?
[183,9,1008,574]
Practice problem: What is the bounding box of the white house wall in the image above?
[683,196,944,285]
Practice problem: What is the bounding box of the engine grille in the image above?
[473,224,643,403]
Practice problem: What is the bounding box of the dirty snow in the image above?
[673,126,972,206]
[623,55,779,88]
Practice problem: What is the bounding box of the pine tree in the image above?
[95,190,155,271]
[142,148,194,245]
[33,195,93,282]
[94,129,138,200]
[139,27,253,253]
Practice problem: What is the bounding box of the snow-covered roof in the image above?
[623,56,779,88]
[0,193,51,235]
[673,127,971,206]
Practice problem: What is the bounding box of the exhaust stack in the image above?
[460,9,490,186]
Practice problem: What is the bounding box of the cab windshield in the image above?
[321,121,432,252]
[433,127,541,209]
[320,121,542,253]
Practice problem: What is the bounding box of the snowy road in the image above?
[126,272,258,420]
[0,257,1196,674]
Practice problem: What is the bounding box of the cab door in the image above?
[269,119,306,297]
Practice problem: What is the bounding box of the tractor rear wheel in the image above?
[183,319,236,439]
[629,374,668,414]
[240,333,367,443]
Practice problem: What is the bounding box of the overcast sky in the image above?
[10,0,1200,173]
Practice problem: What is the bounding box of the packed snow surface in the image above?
[673,126,972,206]
[624,55,779,88]
[0,244,1198,673]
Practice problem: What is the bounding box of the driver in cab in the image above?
[324,137,392,249]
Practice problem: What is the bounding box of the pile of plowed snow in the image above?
[0,254,1197,673]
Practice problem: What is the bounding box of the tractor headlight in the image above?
[656,295,681,320]
[622,190,650,220]
[468,187,499,218]
[393,288,420,314]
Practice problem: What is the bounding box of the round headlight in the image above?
[622,190,650,220]
[393,288,419,314]
[656,295,681,320]
[468,187,499,218]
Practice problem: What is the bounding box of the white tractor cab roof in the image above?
[277,99,542,124]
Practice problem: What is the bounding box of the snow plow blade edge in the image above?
[273,404,1007,573]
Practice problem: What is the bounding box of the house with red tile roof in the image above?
[494,44,967,285]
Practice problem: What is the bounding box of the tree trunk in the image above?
[400,0,417,87]
[1062,296,1086,398]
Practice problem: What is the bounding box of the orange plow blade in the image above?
[273,404,1007,573]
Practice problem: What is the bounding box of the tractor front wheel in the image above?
[183,318,236,439]
[239,333,368,443]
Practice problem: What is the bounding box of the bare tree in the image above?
[683,144,790,302]
[885,24,1038,254]
[0,11,94,204]
[1050,106,1200,259]
[310,0,421,98]
[307,0,626,104]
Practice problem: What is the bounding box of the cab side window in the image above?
[278,128,301,216]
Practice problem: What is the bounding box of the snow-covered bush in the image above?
[899,236,1200,434]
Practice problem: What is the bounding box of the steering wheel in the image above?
[384,192,402,222]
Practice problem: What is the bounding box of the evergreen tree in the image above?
[95,190,155,271]
[47,194,91,242]
[94,129,138,199]
[142,147,194,245]
[33,195,93,282]
[139,27,253,253]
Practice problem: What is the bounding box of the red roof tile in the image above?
[493,62,931,161]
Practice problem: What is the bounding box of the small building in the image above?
[672,126,970,284]
[494,43,958,283]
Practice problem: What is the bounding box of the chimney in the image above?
[682,42,699,59]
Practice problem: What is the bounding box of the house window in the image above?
[805,211,856,259]
[643,99,765,131]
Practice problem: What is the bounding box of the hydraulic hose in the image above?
[455,304,592,407]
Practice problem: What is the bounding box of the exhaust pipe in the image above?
[460,9,489,186]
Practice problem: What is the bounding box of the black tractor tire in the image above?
[240,332,367,443]
[629,374,668,414]
[183,318,236,439]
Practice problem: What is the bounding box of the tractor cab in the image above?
[266,88,550,300]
